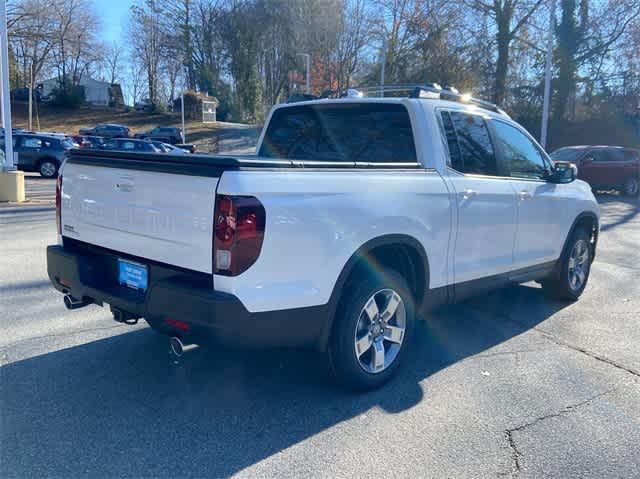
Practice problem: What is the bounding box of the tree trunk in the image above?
[554,0,578,121]
[493,19,511,105]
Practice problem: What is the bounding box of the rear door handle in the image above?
[518,191,532,200]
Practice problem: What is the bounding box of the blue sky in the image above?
[95,0,132,44]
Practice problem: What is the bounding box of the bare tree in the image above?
[8,0,56,92]
[104,42,123,85]
[466,0,545,104]
[124,60,147,106]
[334,0,370,91]
[129,0,166,106]
[554,0,640,120]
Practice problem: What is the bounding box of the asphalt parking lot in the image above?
[1,191,638,478]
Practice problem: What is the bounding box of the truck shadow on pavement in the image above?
[1,284,567,477]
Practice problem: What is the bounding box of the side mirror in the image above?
[582,156,594,164]
[549,161,577,184]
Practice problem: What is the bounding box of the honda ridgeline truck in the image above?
[47,86,599,390]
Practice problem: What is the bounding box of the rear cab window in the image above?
[259,102,417,164]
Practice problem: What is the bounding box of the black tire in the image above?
[622,177,639,197]
[543,228,592,301]
[38,159,59,178]
[328,270,415,391]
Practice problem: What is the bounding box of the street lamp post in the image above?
[540,0,557,150]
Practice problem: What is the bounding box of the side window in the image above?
[121,141,136,150]
[589,150,607,162]
[440,111,462,170]
[625,150,640,161]
[605,149,625,162]
[442,111,497,175]
[492,121,548,179]
[23,138,42,148]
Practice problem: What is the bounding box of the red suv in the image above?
[551,146,640,196]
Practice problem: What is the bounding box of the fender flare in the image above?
[316,234,430,351]
[558,211,599,268]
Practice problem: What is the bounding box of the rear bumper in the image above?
[46,242,327,349]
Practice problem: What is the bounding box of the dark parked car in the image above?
[135,126,184,144]
[0,133,74,177]
[134,99,153,111]
[79,124,130,139]
[551,146,640,196]
[101,138,162,153]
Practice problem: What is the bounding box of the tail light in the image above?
[213,195,265,276]
[55,175,62,235]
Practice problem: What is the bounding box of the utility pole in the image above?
[181,90,186,144]
[297,53,310,94]
[28,62,32,131]
[540,0,556,150]
[1,0,14,170]
[380,37,387,97]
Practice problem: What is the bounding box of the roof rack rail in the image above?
[410,85,506,115]
[352,83,507,116]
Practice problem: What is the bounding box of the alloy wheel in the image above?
[354,288,406,374]
[40,161,57,178]
[568,239,590,291]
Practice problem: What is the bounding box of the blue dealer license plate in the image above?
[118,259,148,292]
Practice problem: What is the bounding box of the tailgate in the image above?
[60,161,218,273]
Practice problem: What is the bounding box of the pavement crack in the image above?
[504,429,522,477]
[470,305,640,378]
[534,329,640,378]
[503,388,617,477]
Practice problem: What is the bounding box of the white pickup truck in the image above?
[47,86,599,390]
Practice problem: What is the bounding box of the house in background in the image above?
[40,76,124,107]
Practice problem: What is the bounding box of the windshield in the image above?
[61,139,76,148]
[550,148,583,162]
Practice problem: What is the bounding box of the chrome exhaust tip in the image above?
[64,294,91,310]
[169,336,198,360]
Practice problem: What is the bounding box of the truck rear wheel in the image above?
[328,270,415,391]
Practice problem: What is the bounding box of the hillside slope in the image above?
[10,101,258,152]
